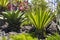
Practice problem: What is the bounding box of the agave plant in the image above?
[2,10,26,33]
[0,0,9,12]
[46,33,60,40]
[10,33,38,40]
[26,7,56,38]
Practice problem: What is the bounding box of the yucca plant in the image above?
[0,0,9,12]
[46,33,60,40]
[10,33,38,40]
[26,7,56,39]
[2,10,26,33]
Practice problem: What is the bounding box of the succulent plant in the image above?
[2,10,26,33]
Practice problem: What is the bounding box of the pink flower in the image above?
[19,6,25,11]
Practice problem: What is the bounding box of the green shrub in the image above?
[2,36,7,40]
[10,33,38,40]
[26,6,56,38]
[0,0,9,11]
[2,10,26,27]
[0,0,9,7]
[2,10,26,32]
[21,20,31,26]
[46,33,60,40]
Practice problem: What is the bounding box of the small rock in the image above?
[46,21,58,34]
